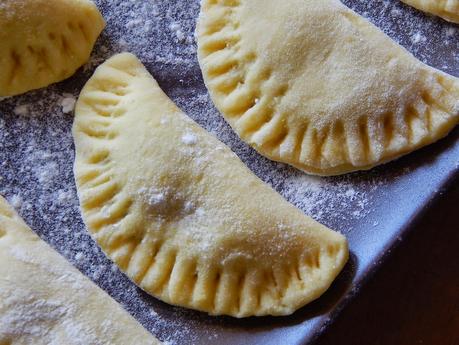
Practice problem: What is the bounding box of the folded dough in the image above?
[0,195,161,345]
[72,53,348,317]
[401,0,459,23]
[197,0,459,175]
[0,0,105,97]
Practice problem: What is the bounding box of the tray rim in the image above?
[308,145,459,344]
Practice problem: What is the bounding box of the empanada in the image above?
[73,53,348,317]
[197,0,459,175]
[0,195,161,345]
[401,0,459,23]
[0,0,105,97]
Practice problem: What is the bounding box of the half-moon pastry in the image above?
[73,53,348,317]
[197,0,459,175]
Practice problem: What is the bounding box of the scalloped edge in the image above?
[401,0,459,24]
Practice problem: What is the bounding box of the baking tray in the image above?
[1,1,458,344]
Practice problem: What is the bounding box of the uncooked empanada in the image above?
[0,195,161,345]
[401,0,459,23]
[0,0,105,97]
[197,0,459,176]
[73,53,348,317]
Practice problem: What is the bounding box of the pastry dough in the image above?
[197,0,459,175]
[0,0,105,97]
[73,53,348,317]
[401,0,459,23]
[0,196,161,345]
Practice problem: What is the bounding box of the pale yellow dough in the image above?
[197,0,459,176]
[72,53,348,317]
[0,196,161,345]
[401,0,459,23]
[0,0,105,97]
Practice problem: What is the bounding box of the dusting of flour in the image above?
[0,0,457,344]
